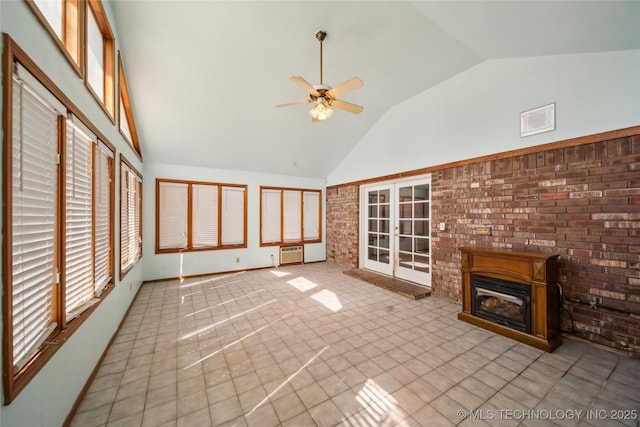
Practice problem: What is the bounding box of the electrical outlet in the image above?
[236,257,240,263]
[477,226,492,236]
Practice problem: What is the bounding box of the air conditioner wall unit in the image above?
[280,245,304,265]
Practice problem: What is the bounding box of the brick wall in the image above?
[326,185,360,268]
[327,130,640,356]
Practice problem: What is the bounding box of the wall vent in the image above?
[280,245,303,265]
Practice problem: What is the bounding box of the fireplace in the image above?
[458,247,561,352]
[471,275,531,334]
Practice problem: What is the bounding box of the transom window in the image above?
[260,187,322,246]
[86,0,115,120]
[118,55,141,157]
[26,0,82,73]
[156,179,247,253]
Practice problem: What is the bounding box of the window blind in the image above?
[93,141,113,296]
[283,190,302,243]
[303,191,320,241]
[11,74,60,371]
[221,187,245,245]
[261,189,281,244]
[158,181,188,249]
[121,163,141,271]
[64,117,94,318]
[192,184,218,248]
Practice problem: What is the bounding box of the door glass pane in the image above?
[379,235,390,249]
[368,246,377,261]
[414,202,429,219]
[379,219,390,233]
[400,203,412,218]
[399,219,412,235]
[414,219,429,237]
[399,236,412,252]
[415,237,429,253]
[399,252,412,268]
[368,219,378,232]
[399,186,412,200]
[415,255,430,273]
[379,250,390,264]
[415,184,429,200]
[380,204,389,218]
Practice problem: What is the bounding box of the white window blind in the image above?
[192,184,218,248]
[158,181,188,249]
[221,187,245,245]
[121,163,141,270]
[94,141,113,296]
[34,0,63,39]
[11,74,60,371]
[87,7,104,101]
[283,190,302,243]
[303,191,320,241]
[64,117,95,318]
[261,189,281,244]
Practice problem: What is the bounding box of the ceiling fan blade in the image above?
[330,99,364,114]
[327,77,363,98]
[290,76,320,97]
[275,99,313,108]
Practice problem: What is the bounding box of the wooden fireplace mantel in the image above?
[458,246,561,352]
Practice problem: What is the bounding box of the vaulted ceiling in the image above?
[110,1,640,179]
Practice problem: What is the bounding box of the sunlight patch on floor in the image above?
[269,270,291,278]
[311,289,343,312]
[287,276,318,292]
[352,379,408,426]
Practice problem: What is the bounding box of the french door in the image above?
[361,176,431,286]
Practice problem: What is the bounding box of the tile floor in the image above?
[71,263,640,427]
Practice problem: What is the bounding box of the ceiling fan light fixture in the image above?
[309,98,334,121]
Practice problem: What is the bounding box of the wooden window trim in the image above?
[24,0,83,77]
[155,179,248,254]
[2,34,116,404]
[85,0,115,122]
[119,155,143,281]
[118,53,142,160]
[259,186,322,247]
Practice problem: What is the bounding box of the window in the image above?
[260,187,322,246]
[26,0,82,73]
[118,54,141,157]
[120,157,142,278]
[3,41,115,403]
[86,0,115,120]
[156,179,247,253]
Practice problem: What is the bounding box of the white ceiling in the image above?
[110,1,640,179]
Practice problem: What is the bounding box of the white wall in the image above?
[143,163,326,282]
[0,2,144,425]
[327,50,640,186]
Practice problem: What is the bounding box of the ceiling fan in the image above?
[276,30,364,122]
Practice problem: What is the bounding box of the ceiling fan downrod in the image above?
[316,30,326,85]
